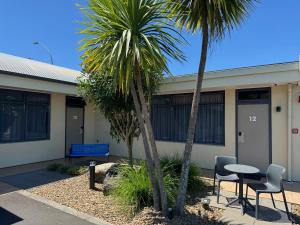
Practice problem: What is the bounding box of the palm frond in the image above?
[80,0,186,94]
[167,0,256,40]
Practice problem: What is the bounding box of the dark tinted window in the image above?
[238,89,270,102]
[0,89,50,143]
[151,92,225,145]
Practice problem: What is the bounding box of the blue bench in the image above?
[69,144,109,161]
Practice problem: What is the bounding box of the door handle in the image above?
[238,131,244,143]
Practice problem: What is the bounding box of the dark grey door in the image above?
[236,88,271,173]
[66,107,84,155]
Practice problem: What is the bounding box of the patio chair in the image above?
[245,164,291,221]
[213,156,239,204]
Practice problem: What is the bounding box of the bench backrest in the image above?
[70,144,109,156]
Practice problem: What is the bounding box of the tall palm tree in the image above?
[80,0,184,215]
[167,0,256,215]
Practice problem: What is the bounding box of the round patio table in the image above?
[224,164,259,215]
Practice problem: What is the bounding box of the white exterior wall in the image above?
[292,86,300,181]
[95,85,299,182]
[96,89,235,169]
[0,93,66,168]
[271,85,288,169]
[0,75,98,168]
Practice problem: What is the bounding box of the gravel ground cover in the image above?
[292,204,300,224]
[29,173,224,225]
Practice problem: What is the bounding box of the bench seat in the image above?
[70,144,109,158]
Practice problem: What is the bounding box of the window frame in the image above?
[0,88,50,143]
[151,91,225,146]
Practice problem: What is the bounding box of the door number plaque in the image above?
[249,116,256,122]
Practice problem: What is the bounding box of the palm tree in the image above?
[167,0,256,215]
[79,0,184,215]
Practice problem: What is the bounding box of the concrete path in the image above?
[0,191,102,225]
[207,190,293,225]
[0,169,111,225]
[201,169,300,205]
[0,169,70,190]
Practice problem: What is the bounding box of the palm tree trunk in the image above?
[135,68,168,216]
[126,137,133,167]
[130,83,160,211]
[175,20,209,216]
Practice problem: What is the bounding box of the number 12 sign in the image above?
[249,116,256,122]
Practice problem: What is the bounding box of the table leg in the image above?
[238,174,245,215]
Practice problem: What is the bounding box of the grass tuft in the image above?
[47,163,62,171]
[47,163,88,176]
[160,154,206,192]
[110,162,177,214]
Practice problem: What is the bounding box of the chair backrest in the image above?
[266,164,285,189]
[215,156,237,176]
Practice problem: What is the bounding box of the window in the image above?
[151,91,225,145]
[0,89,50,143]
[237,88,270,103]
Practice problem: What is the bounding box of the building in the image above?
[0,53,299,182]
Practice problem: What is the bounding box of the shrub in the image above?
[47,163,88,176]
[111,162,177,214]
[66,166,88,176]
[58,165,69,174]
[160,154,205,192]
[47,163,62,171]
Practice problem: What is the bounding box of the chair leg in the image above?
[217,181,221,204]
[245,184,248,199]
[213,171,216,195]
[235,182,238,196]
[255,193,260,220]
[270,193,276,208]
[282,189,291,221]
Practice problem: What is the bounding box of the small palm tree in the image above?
[167,0,256,215]
[80,0,184,215]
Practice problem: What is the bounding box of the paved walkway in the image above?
[201,169,300,205]
[207,190,293,225]
[0,162,113,225]
[0,190,102,225]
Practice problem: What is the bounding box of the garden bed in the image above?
[29,173,224,225]
[292,203,300,224]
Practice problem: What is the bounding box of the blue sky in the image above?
[0,0,300,75]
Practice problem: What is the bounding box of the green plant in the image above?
[79,0,185,214]
[66,166,88,176]
[160,154,205,192]
[47,163,62,171]
[111,162,177,214]
[47,163,88,176]
[58,165,69,174]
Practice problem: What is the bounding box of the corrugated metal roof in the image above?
[0,53,81,84]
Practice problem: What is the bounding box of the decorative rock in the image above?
[94,162,118,183]
[103,174,119,195]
